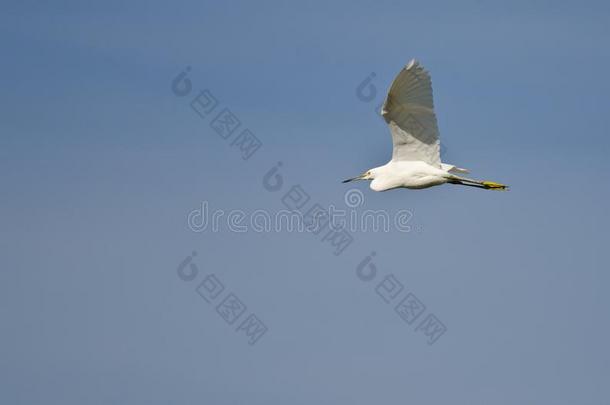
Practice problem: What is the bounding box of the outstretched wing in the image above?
[381,60,441,167]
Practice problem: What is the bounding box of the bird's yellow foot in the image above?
[482,181,509,191]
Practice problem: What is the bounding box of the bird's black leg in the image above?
[448,180,488,189]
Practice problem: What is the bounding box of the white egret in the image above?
[344,59,508,191]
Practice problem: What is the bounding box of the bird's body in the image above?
[368,161,450,191]
[344,59,507,191]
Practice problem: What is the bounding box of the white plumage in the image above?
[343,59,507,191]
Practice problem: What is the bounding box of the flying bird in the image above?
[344,60,508,191]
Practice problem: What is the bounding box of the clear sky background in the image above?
[1,1,609,404]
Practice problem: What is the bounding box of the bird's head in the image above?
[342,169,376,183]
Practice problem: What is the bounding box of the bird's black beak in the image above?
[342,174,364,183]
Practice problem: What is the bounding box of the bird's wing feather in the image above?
[381,60,441,167]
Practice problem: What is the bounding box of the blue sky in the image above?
[1,1,609,404]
